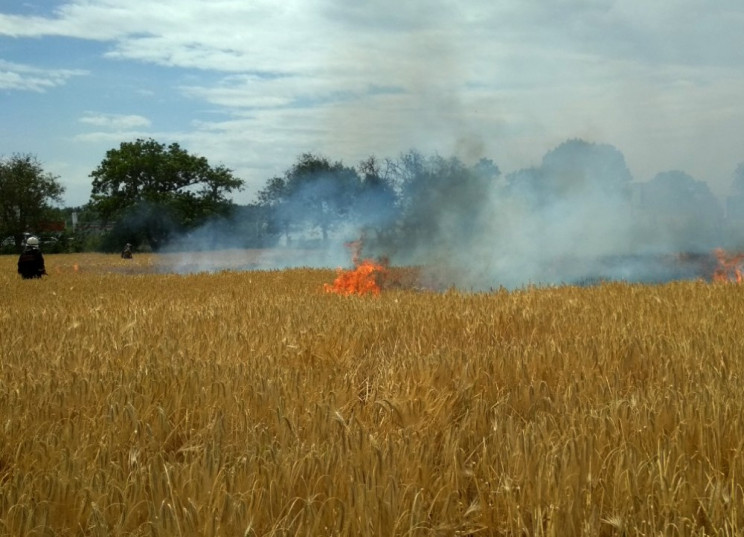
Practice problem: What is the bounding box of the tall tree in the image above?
[637,170,723,252]
[539,138,632,202]
[89,138,244,250]
[0,154,65,249]
[503,139,636,261]
[392,151,498,247]
[256,153,361,243]
[256,175,291,243]
[354,155,399,240]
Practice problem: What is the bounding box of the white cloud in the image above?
[0,0,328,72]
[72,130,152,143]
[79,112,151,129]
[0,59,86,91]
[3,0,744,203]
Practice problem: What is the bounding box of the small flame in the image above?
[712,248,744,283]
[73,263,79,273]
[324,237,387,296]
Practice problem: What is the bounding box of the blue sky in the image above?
[1,0,743,207]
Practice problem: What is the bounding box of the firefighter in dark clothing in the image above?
[17,236,47,279]
[121,243,133,259]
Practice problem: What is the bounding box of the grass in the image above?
[1,252,743,536]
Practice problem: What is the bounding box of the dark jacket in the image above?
[17,247,46,279]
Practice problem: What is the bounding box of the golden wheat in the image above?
[0,252,742,536]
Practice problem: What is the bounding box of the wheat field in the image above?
[1,252,743,536]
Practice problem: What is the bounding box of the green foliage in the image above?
[540,139,632,198]
[637,170,723,251]
[506,139,633,210]
[89,138,244,250]
[352,155,400,249]
[254,151,500,252]
[257,153,364,243]
[394,151,498,245]
[0,154,65,251]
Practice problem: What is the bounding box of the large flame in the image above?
[712,248,744,283]
[324,259,387,296]
[324,239,387,296]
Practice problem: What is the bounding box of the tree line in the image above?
[1,137,742,255]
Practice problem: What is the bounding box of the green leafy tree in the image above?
[731,162,744,195]
[505,139,636,258]
[392,151,498,247]
[0,154,65,250]
[89,138,244,250]
[256,153,361,243]
[638,170,722,251]
[536,139,633,203]
[256,175,291,243]
[353,155,399,244]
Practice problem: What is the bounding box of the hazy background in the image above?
[2,1,743,208]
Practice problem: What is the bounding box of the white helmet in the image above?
[26,236,40,246]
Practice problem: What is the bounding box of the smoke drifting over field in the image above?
[389,141,720,290]
[157,139,733,290]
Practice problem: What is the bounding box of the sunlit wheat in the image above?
[0,252,743,536]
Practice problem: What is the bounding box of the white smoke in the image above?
[148,139,729,288]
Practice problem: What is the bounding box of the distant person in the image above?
[121,243,133,259]
[17,236,47,279]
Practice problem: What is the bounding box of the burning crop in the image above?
[324,238,388,296]
[712,248,744,283]
[324,258,387,296]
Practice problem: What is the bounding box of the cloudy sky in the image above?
[1,0,743,207]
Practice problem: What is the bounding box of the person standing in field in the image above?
[17,236,47,279]
[121,243,133,259]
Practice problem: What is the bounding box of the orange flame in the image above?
[712,248,744,283]
[324,259,387,296]
[324,237,387,296]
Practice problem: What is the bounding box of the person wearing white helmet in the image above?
[17,236,47,279]
[121,242,133,259]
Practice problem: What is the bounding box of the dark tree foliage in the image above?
[89,138,244,250]
[531,139,633,203]
[639,170,723,251]
[256,175,291,242]
[506,139,633,217]
[504,167,546,205]
[0,154,65,250]
[505,139,635,247]
[254,150,502,255]
[354,155,399,240]
[256,153,362,243]
[391,151,499,249]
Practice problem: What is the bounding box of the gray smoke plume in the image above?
[153,139,729,288]
[366,140,724,289]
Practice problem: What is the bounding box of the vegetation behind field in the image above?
[1,253,743,536]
